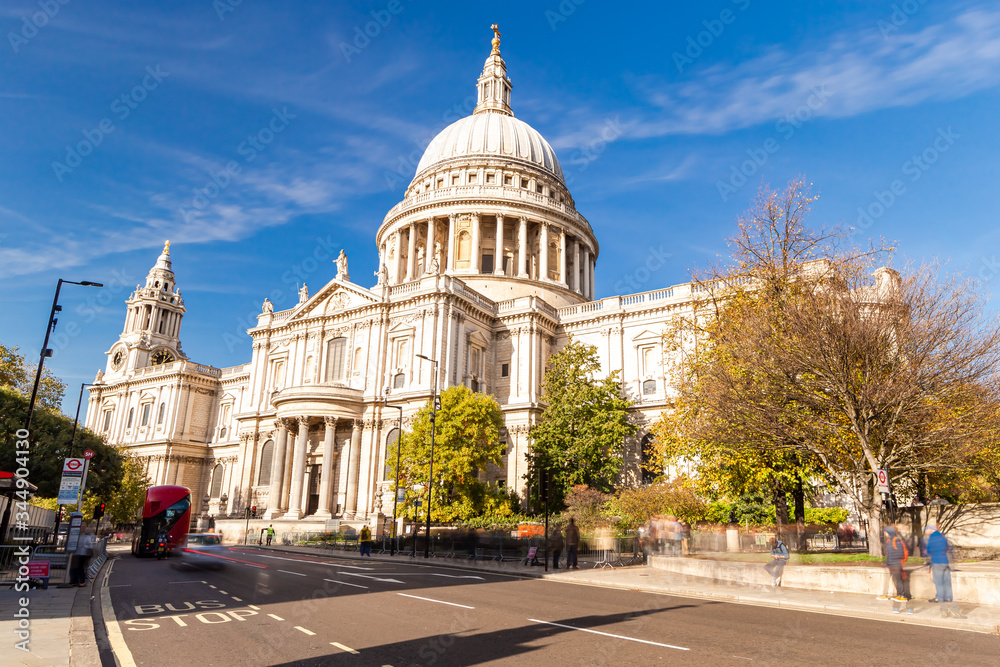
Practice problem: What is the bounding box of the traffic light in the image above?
[93,502,106,521]
[251,505,257,518]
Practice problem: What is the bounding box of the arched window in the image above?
[257,440,274,486]
[641,433,657,484]
[384,428,401,481]
[210,464,224,497]
[325,338,347,381]
[127,408,134,428]
[157,403,166,425]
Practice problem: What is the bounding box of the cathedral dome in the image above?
[414,112,564,184]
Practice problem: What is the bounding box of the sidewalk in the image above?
[258,544,1000,635]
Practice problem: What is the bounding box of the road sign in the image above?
[63,458,85,474]
[83,449,95,460]
[876,469,890,493]
[396,489,406,503]
[57,477,81,504]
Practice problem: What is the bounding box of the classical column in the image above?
[470,212,481,273]
[571,238,580,293]
[558,227,567,286]
[517,216,528,278]
[316,416,338,518]
[344,420,363,517]
[424,218,435,273]
[446,215,456,272]
[394,231,404,284]
[582,247,591,300]
[406,222,417,281]
[266,419,289,517]
[589,256,596,300]
[286,415,310,519]
[494,214,505,275]
[539,221,549,282]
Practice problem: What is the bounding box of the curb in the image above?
[249,544,999,635]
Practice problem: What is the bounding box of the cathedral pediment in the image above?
[286,280,379,322]
[631,330,662,344]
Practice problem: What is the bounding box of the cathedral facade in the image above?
[84,31,700,530]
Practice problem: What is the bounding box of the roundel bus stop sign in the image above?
[876,469,890,493]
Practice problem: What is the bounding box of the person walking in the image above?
[883,525,912,614]
[359,524,372,557]
[565,518,580,569]
[70,526,95,587]
[266,524,275,546]
[923,522,962,618]
[764,536,789,587]
[549,525,565,570]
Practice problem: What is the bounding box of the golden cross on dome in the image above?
[490,24,501,54]
[163,240,170,255]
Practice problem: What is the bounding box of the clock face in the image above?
[111,349,125,370]
[150,349,175,366]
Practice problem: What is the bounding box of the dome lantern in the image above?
[474,24,513,117]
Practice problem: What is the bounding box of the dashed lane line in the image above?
[246,553,373,570]
[324,578,369,589]
[249,605,260,610]
[219,590,228,594]
[397,593,475,610]
[278,569,307,576]
[528,619,690,651]
[330,642,360,655]
[295,626,316,636]
[232,596,243,602]
[208,585,217,589]
[268,614,285,621]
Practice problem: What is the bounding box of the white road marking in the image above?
[278,569,307,576]
[219,590,228,594]
[208,585,217,589]
[397,593,474,609]
[109,584,132,587]
[101,560,138,667]
[337,572,403,583]
[249,605,261,610]
[324,578,369,589]
[268,613,284,621]
[528,619,689,651]
[330,642,360,654]
[295,626,316,635]
[255,554,372,570]
[232,596,243,602]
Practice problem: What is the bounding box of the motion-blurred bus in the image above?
[131,485,192,557]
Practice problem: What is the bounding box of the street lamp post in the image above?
[51,382,95,544]
[382,393,403,556]
[415,354,438,558]
[24,279,103,432]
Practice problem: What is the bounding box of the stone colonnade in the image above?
[384,213,596,299]
[265,415,365,520]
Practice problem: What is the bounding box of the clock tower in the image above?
[105,241,187,376]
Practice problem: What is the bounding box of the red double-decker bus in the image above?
[131,486,192,557]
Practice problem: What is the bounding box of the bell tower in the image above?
[105,241,187,376]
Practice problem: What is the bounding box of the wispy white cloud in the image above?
[624,8,1000,138]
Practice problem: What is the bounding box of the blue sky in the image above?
[2,0,999,416]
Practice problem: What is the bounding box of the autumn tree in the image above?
[528,339,638,509]
[387,385,513,522]
[0,343,66,411]
[105,447,151,524]
[654,179,1000,555]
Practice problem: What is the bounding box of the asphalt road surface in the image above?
[103,546,999,666]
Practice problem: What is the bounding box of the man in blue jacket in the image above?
[923,522,961,618]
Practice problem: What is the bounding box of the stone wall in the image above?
[892,503,1000,560]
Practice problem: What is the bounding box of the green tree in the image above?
[0,343,66,410]
[606,478,708,530]
[528,339,638,508]
[105,447,151,524]
[387,386,509,522]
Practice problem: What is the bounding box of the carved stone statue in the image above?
[298,283,309,303]
[416,246,425,273]
[375,263,388,286]
[430,242,442,274]
[262,297,274,314]
[336,249,350,281]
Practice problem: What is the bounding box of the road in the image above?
[102,545,999,666]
